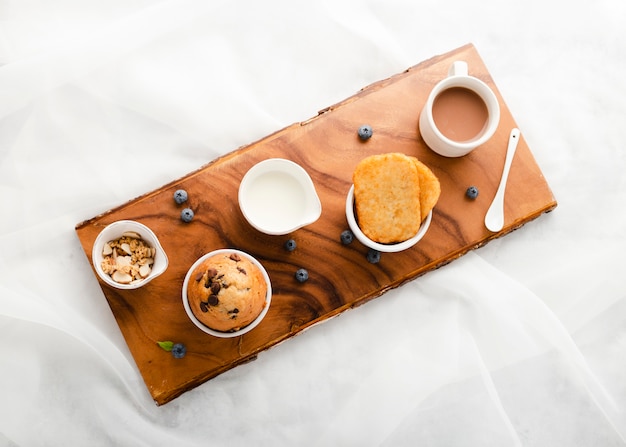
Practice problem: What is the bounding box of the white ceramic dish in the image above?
[419,60,500,157]
[345,185,432,253]
[182,249,272,338]
[92,220,169,289]
[238,158,322,235]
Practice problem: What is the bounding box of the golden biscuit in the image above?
[412,158,441,221]
[353,153,422,244]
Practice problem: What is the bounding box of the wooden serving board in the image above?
[75,43,557,405]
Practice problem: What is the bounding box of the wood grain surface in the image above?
[75,43,557,405]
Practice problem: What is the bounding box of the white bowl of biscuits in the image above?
[346,153,440,253]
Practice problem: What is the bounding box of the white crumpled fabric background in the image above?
[1,0,625,445]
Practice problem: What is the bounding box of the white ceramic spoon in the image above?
[484,128,521,232]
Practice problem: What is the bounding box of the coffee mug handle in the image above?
[447,61,468,77]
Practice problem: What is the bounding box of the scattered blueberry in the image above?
[465,186,479,200]
[340,229,354,245]
[157,340,186,358]
[173,189,188,204]
[181,208,194,222]
[284,239,297,252]
[295,268,309,283]
[366,249,381,264]
[358,124,373,141]
[171,343,187,359]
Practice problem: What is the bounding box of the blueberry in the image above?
[466,186,479,200]
[173,189,188,204]
[284,239,297,252]
[171,343,186,359]
[358,125,373,140]
[295,268,309,283]
[340,229,354,245]
[366,249,381,264]
[181,208,194,222]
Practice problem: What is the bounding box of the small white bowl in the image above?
[345,185,432,253]
[182,249,272,338]
[92,220,169,289]
[238,158,322,235]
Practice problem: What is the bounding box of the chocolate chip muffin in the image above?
[187,252,268,333]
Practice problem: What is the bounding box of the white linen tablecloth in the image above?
[1,0,625,445]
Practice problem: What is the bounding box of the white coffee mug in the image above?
[419,61,500,157]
